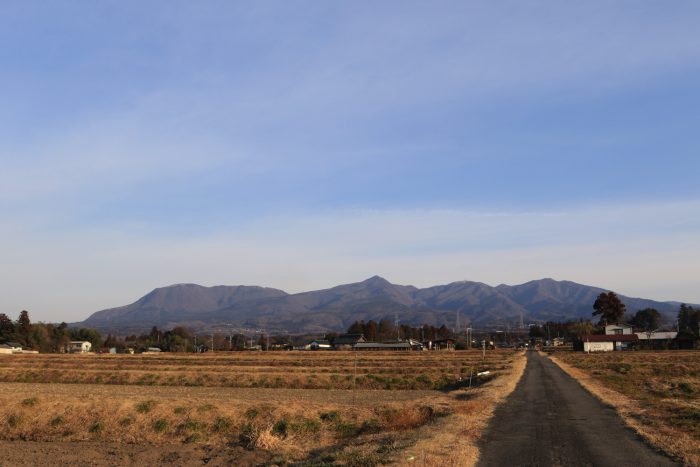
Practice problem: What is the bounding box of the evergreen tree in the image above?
[678,304,700,340]
[0,313,14,338]
[17,310,31,344]
[346,320,365,335]
[631,308,660,332]
[592,292,626,326]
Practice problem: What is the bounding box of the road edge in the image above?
[546,353,691,466]
[398,351,528,467]
[469,351,528,466]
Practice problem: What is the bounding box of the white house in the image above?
[605,324,633,335]
[68,341,92,353]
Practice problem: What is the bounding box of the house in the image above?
[579,334,638,352]
[2,342,23,353]
[0,344,14,355]
[552,337,566,346]
[332,334,366,350]
[67,341,92,353]
[307,340,332,350]
[142,347,162,354]
[605,324,633,335]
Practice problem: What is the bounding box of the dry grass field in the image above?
[0,350,525,466]
[551,351,700,466]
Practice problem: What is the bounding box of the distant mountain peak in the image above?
[79,277,693,334]
[361,275,391,285]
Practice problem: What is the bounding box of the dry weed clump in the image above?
[398,351,527,467]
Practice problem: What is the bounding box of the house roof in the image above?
[333,334,366,345]
[636,331,678,340]
[582,334,638,342]
[354,342,411,349]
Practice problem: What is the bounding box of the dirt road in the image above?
[477,351,677,467]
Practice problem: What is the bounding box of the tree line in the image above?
[0,310,102,352]
[528,292,700,343]
[342,319,453,342]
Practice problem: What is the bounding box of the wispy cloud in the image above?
[1,2,699,322]
[1,200,698,322]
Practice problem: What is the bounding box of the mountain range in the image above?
[77,277,690,334]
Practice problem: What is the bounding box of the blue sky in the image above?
[1,1,699,322]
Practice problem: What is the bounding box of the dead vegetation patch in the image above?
[0,350,524,465]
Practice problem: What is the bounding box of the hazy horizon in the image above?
[2,2,699,322]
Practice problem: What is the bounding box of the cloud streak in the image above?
[1,200,698,322]
[1,2,699,323]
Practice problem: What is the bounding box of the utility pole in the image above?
[394,312,400,341]
[211,333,214,352]
[194,335,197,353]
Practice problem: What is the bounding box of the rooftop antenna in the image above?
[456,310,461,334]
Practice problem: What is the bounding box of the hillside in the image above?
[77,277,690,334]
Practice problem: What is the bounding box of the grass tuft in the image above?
[135,400,156,414]
[152,418,169,433]
[21,397,38,407]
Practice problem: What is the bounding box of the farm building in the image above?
[636,331,678,349]
[353,339,423,351]
[332,334,366,350]
[67,341,92,353]
[1,342,23,353]
[636,331,677,341]
[578,334,638,352]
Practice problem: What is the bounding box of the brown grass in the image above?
[399,351,527,466]
[0,350,525,465]
[549,351,700,466]
[0,351,513,390]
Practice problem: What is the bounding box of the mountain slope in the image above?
[78,277,691,334]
